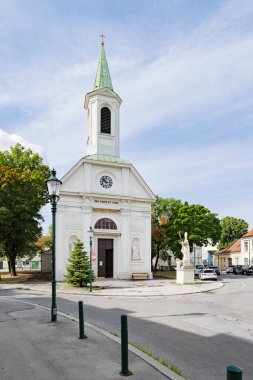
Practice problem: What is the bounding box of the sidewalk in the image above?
[0,279,223,380]
[0,277,223,297]
[0,297,180,380]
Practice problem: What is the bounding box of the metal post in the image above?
[78,301,87,339]
[120,314,130,376]
[227,365,242,380]
[51,199,57,322]
[89,234,92,293]
[193,243,196,268]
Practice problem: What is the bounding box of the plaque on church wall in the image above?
[92,208,120,214]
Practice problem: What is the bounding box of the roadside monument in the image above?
[176,232,195,284]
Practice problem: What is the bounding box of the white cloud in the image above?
[0,129,44,154]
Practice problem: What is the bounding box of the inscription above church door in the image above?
[98,239,113,278]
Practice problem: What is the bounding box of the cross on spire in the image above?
[100,33,106,47]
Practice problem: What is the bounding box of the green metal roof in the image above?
[85,154,129,164]
[93,45,113,91]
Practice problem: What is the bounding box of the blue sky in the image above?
[1,0,253,231]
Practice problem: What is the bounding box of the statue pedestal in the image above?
[176,266,195,284]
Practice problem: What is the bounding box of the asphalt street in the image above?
[2,275,252,380]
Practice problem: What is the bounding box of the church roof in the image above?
[93,43,113,91]
[85,154,129,164]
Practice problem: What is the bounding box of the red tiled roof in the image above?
[242,229,253,238]
[218,238,241,255]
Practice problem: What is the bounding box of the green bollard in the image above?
[78,301,87,339]
[120,314,132,376]
[227,365,242,380]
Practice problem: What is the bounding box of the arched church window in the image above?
[95,218,117,230]
[101,107,111,134]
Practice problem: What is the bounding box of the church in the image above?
[56,40,155,280]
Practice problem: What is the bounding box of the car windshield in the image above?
[204,269,214,273]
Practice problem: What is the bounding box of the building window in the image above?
[244,241,249,251]
[244,258,248,265]
[235,257,239,265]
[95,218,117,230]
[101,107,111,134]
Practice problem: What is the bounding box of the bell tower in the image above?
[84,37,122,157]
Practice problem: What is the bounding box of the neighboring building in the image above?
[56,41,155,281]
[213,239,241,269]
[214,228,253,268]
[41,249,52,272]
[189,243,217,267]
[240,229,253,266]
[0,255,42,272]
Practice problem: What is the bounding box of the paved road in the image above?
[2,275,253,380]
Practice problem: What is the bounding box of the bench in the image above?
[132,272,149,280]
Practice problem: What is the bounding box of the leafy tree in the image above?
[167,202,221,259]
[36,225,53,252]
[218,216,248,250]
[0,144,50,275]
[65,240,95,287]
[152,196,182,272]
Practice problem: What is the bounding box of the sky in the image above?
[1,0,253,232]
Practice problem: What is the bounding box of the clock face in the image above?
[100,175,113,189]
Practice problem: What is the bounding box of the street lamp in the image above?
[47,169,62,322]
[87,226,94,293]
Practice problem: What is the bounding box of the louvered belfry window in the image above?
[101,107,111,134]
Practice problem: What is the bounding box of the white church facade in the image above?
[56,41,155,280]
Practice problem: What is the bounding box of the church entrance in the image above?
[97,239,113,278]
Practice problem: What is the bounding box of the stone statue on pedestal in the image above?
[181,232,191,267]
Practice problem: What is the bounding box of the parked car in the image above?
[226,266,235,274]
[199,269,218,281]
[196,264,204,270]
[209,266,221,275]
[233,265,248,275]
[246,266,253,275]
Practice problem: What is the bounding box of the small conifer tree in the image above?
[65,240,95,287]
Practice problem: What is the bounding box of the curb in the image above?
[5,297,185,380]
[1,281,224,297]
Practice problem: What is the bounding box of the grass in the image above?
[109,330,118,337]
[63,284,103,291]
[153,270,176,279]
[130,341,184,378]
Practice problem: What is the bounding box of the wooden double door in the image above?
[97,239,113,278]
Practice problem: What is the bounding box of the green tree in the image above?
[0,144,50,275]
[152,196,182,272]
[36,225,53,252]
[218,216,248,250]
[65,240,95,287]
[167,202,221,259]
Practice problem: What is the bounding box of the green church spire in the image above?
[93,35,113,91]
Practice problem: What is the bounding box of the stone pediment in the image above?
[60,156,155,202]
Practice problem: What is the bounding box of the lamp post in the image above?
[47,169,62,322]
[87,226,94,293]
[193,243,196,268]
